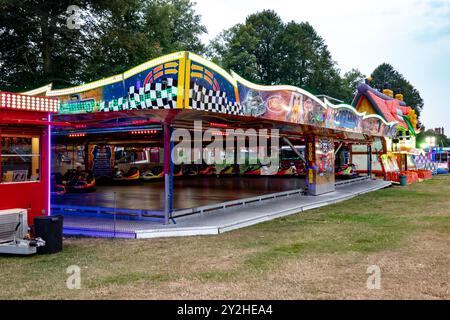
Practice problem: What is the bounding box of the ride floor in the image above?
[52,176,307,211]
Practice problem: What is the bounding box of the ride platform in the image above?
[59,177,390,239]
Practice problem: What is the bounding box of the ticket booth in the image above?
[0,91,59,225]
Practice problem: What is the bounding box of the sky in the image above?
[194,0,450,134]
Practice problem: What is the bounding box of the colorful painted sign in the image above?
[233,72,396,137]
[25,52,186,115]
[88,145,115,178]
[24,51,397,137]
[317,138,334,178]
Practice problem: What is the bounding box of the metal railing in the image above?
[172,188,306,218]
[51,191,165,238]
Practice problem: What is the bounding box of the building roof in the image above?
[353,83,410,129]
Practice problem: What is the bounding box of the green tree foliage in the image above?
[207,12,343,97]
[0,0,206,90]
[370,63,424,116]
[244,10,284,84]
[0,0,92,90]
[341,69,365,103]
[278,22,342,97]
[83,0,158,82]
[84,0,207,81]
[208,10,284,85]
[208,26,259,82]
[145,0,207,54]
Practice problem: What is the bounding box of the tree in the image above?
[278,21,343,98]
[208,10,284,85]
[144,0,207,55]
[0,0,207,90]
[370,63,424,116]
[82,0,207,82]
[0,0,92,90]
[207,14,343,97]
[208,25,259,82]
[81,0,160,82]
[307,40,342,98]
[341,69,365,103]
[244,10,284,84]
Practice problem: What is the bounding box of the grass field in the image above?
[1,176,450,299]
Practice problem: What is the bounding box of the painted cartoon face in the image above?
[267,95,284,114]
[242,90,265,117]
[289,95,301,123]
[304,99,313,111]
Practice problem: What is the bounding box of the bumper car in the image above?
[183,165,198,177]
[335,164,358,178]
[276,164,297,176]
[141,167,164,180]
[51,173,66,195]
[261,165,279,176]
[243,165,261,176]
[66,170,96,192]
[62,169,78,183]
[199,165,216,176]
[173,166,184,177]
[114,167,140,182]
[219,165,240,176]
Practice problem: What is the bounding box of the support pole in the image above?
[367,144,372,179]
[334,142,343,157]
[305,135,317,195]
[283,136,307,163]
[163,123,173,224]
[305,135,335,195]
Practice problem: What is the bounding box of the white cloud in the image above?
[194,0,450,133]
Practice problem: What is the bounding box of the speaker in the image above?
[34,215,63,254]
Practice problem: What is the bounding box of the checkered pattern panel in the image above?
[189,82,243,115]
[100,78,178,112]
[414,154,426,169]
[413,154,437,171]
[224,101,243,115]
